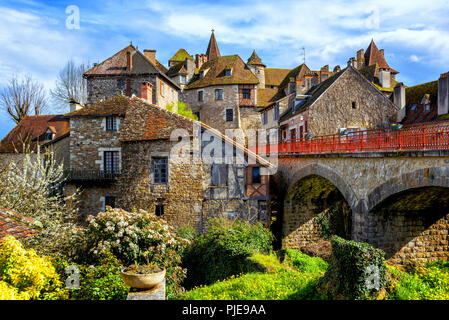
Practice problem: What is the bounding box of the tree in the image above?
[51,59,90,109]
[0,74,47,124]
[165,101,198,120]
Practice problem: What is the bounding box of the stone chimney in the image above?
[347,57,356,67]
[140,81,153,103]
[126,51,132,71]
[144,49,156,66]
[438,72,449,115]
[333,65,341,73]
[195,54,207,69]
[356,49,364,69]
[320,65,329,82]
[394,82,406,121]
[379,70,391,89]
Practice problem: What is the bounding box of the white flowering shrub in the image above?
[74,207,190,298]
[0,148,79,257]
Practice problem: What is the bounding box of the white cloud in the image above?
[410,55,420,62]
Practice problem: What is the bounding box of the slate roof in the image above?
[0,208,40,239]
[206,31,220,61]
[264,68,291,86]
[167,61,188,77]
[169,49,194,63]
[84,45,179,89]
[185,55,259,89]
[0,115,69,153]
[401,80,439,124]
[247,50,266,67]
[64,95,131,117]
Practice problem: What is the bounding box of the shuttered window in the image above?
[211,164,228,186]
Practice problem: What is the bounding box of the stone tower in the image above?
[247,50,266,89]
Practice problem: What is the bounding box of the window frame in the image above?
[225,109,234,122]
[198,90,204,102]
[104,151,120,174]
[262,111,268,125]
[242,88,251,99]
[274,105,279,121]
[215,88,223,101]
[152,157,168,184]
[252,167,261,184]
[106,116,117,131]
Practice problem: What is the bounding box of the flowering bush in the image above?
[73,207,190,298]
[0,236,68,300]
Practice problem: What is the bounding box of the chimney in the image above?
[379,70,391,88]
[144,49,156,66]
[356,49,364,69]
[140,81,153,103]
[394,83,406,121]
[126,51,132,71]
[438,72,449,115]
[333,65,341,73]
[347,57,355,67]
[320,65,329,82]
[379,49,384,57]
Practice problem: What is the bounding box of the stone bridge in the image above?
[272,150,449,264]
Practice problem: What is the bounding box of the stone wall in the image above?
[87,75,178,107]
[307,68,398,136]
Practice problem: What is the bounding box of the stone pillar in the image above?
[438,72,449,115]
[126,279,166,300]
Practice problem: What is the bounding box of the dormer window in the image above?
[225,69,232,76]
[199,71,205,78]
[43,131,53,141]
[106,116,117,131]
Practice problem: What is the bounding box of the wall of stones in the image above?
[307,68,398,136]
[69,117,122,170]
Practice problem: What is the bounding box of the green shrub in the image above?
[69,252,129,300]
[0,236,68,300]
[181,218,274,288]
[285,249,328,274]
[72,207,190,298]
[175,225,197,242]
[320,236,387,300]
[165,101,198,120]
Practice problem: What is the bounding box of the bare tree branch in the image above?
[0,74,47,124]
[51,59,90,109]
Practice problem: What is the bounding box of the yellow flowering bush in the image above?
[0,236,68,300]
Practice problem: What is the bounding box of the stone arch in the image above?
[287,163,359,214]
[366,166,449,213]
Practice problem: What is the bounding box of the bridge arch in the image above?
[287,163,359,213]
[365,166,449,264]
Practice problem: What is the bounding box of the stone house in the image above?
[396,72,449,125]
[84,44,179,108]
[278,66,400,140]
[64,95,273,228]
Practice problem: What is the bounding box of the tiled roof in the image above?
[264,68,291,86]
[279,64,310,89]
[185,55,259,89]
[169,49,194,62]
[257,88,284,107]
[155,60,168,74]
[0,208,40,239]
[206,31,220,61]
[167,61,188,77]
[0,115,69,153]
[364,40,398,74]
[402,80,439,125]
[64,95,131,117]
[120,96,274,168]
[84,45,179,89]
[247,50,265,67]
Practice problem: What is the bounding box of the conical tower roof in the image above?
[247,50,266,67]
[206,30,220,61]
[364,39,390,69]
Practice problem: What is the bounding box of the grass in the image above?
[181,251,328,300]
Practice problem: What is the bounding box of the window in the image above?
[252,167,261,184]
[274,105,279,121]
[352,101,357,109]
[242,88,251,99]
[200,71,204,78]
[226,109,233,122]
[160,82,165,97]
[424,104,431,112]
[262,112,268,125]
[105,196,116,209]
[118,79,124,89]
[43,132,53,141]
[106,116,117,131]
[211,164,228,186]
[180,75,186,84]
[411,104,417,111]
[198,90,204,102]
[153,157,168,184]
[155,204,164,217]
[225,69,232,76]
[215,89,223,100]
[194,112,201,121]
[104,151,120,174]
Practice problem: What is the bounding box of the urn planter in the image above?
[120,267,166,290]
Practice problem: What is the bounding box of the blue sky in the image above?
[0,0,448,139]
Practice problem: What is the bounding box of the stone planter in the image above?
[120,268,166,290]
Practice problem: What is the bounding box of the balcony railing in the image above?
[64,169,121,182]
[250,123,449,156]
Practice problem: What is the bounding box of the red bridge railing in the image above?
[250,123,449,155]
